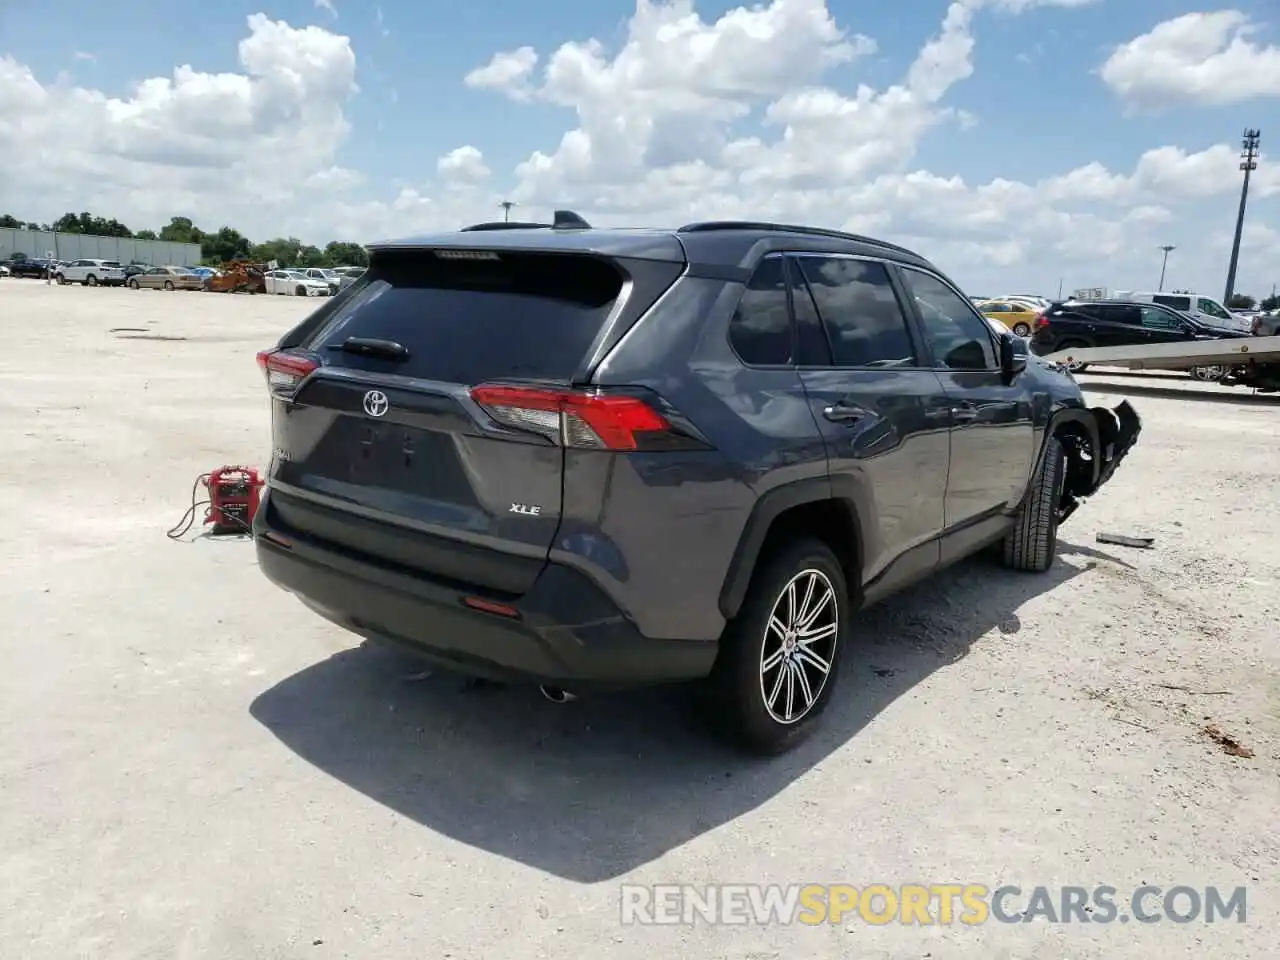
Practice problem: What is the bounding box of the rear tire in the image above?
[163,280,174,291]
[702,538,847,755]
[1002,435,1065,573]
[1013,322,1031,337]
[128,279,139,289]
[86,274,98,286]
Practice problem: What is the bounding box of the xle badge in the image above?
[509,503,542,516]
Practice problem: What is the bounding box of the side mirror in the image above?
[1000,332,1026,383]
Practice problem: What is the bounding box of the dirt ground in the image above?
[2,280,1277,959]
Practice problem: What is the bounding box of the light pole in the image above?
[499,200,516,222]
[1158,245,1176,291]
[1224,128,1260,304]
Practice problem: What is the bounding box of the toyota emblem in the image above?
[362,390,389,418]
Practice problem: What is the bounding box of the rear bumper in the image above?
[253,492,718,689]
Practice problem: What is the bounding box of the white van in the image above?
[1113,291,1249,333]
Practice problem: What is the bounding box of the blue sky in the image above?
[2,0,1278,294]
[9,0,1273,192]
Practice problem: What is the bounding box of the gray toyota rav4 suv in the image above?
[253,214,1140,754]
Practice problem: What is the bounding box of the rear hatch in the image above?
[261,239,686,595]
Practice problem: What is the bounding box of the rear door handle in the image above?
[951,406,979,423]
[823,403,864,423]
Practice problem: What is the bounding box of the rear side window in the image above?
[796,257,916,367]
[1154,295,1191,311]
[728,257,792,365]
[1100,305,1141,325]
[305,249,624,383]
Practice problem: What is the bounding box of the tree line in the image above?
[0,212,369,269]
[3,211,1275,308]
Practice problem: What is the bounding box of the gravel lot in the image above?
[2,280,1277,959]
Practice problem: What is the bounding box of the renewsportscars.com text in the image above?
[620,883,1247,926]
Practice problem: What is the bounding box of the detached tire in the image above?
[703,538,847,755]
[1002,434,1065,573]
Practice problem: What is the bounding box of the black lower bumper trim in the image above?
[254,502,718,689]
[1090,400,1141,491]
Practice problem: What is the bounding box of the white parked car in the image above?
[56,258,127,286]
[299,268,341,293]
[264,270,330,297]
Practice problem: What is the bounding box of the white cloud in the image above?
[0,1,1276,297]
[1100,11,1280,109]
[437,146,491,183]
[315,0,337,17]
[464,47,539,100]
[73,51,96,62]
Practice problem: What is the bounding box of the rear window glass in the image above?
[304,250,624,383]
[1153,295,1191,311]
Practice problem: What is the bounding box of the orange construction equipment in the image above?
[207,260,268,294]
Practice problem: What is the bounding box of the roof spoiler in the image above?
[460,209,593,232]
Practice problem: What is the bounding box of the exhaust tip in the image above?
[539,685,576,704]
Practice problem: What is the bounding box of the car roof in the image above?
[368,212,938,272]
[1059,298,1188,311]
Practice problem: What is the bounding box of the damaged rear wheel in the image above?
[1002,434,1065,574]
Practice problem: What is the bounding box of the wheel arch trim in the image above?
[718,476,869,621]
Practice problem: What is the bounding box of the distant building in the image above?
[0,226,202,267]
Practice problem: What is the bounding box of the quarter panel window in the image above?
[728,257,793,366]
[901,268,997,370]
[795,257,916,367]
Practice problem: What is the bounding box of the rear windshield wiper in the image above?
[331,337,410,361]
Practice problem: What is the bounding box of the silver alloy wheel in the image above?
[1191,365,1226,382]
[758,568,839,725]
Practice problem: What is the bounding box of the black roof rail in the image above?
[552,209,592,229]
[677,220,915,256]
[460,220,552,232]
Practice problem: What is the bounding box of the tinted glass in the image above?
[901,268,996,370]
[728,257,792,365]
[787,258,832,365]
[1154,295,1191,311]
[796,257,915,367]
[304,249,625,383]
[1100,304,1141,325]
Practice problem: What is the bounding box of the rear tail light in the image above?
[1034,312,1050,330]
[470,384,707,452]
[256,349,319,398]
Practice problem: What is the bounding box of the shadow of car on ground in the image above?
[250,540,1122,883]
